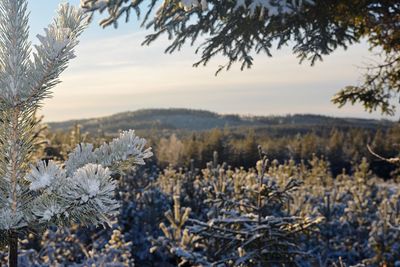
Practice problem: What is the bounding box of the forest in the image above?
[47,109,399,179]
[2,110,399,266]
[0,0,399,266]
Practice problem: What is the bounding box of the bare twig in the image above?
[367,144,400,164]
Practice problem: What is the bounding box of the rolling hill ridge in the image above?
[47,108,393,135]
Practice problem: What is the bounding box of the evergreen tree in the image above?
[0,1,152,266]
[327,128,347,175]
[200,129,225,164]
[183,132,200,166]
[237,129,259,167]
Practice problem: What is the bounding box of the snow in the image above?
[179,0,207,11]
[177,0,315,16]
[237,0,314,16]
[80,0,108,10]
[26,161,65,191]
[66,130,153,176]
[42,208,56,221]
[0,208,25,230]
[87,179,101,197]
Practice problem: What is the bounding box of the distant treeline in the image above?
[48,108,392,134]
[152,126,400,179]
[48,125,400,179]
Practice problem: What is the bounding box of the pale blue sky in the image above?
[28,1,398,122]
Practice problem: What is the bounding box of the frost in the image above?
[35,27,71,60]
[65,130,153,175]
[80,0,108,10]
[180,0,208,11]
[0,208,26,230]
[233,0,314,16]
[26,160,66,191]
[0,0,152,249]
[87,179,101,197]
[65,143,96,175]
[70,164,109,203]
[31,198,65,223]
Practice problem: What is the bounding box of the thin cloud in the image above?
[31,3,397,122]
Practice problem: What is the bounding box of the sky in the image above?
[28,0,399,122]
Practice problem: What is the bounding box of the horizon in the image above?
[46,107,396,123]
[28,1,400,122]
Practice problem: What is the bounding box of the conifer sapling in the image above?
[0,1,152,266]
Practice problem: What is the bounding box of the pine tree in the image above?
[0,1,152,266]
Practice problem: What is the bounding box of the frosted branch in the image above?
[65,130,153,176]
[26,160,66,191]
[25,3,88,107]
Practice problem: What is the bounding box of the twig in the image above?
[367,144,400,164]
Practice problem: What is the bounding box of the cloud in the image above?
[40,28,398,121]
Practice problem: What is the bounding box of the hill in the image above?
[47,108,393,135]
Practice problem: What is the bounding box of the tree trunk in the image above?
[8,231,18,267]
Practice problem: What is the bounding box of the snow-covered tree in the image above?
[0,1,152,266]
[151,151,323,266]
